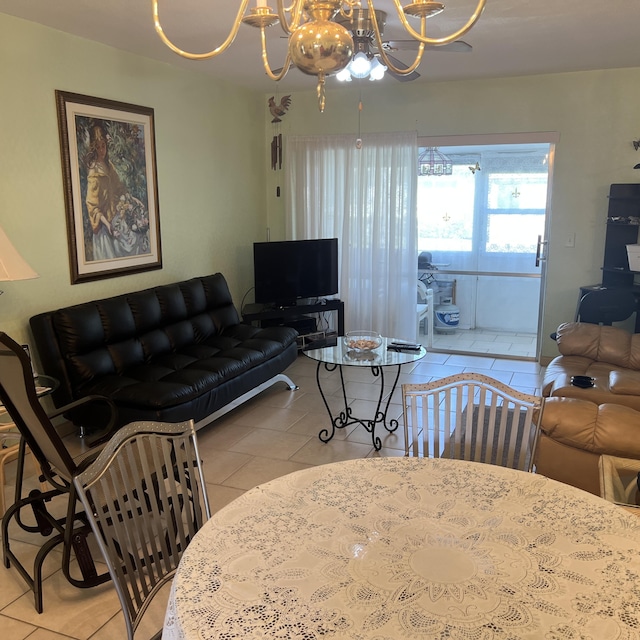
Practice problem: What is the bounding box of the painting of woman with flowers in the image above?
[56,91,161,283]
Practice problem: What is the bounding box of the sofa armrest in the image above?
[542,397,640,458]
[541,355,593,396]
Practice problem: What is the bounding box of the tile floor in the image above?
[428,328,538,359]
[0,351,545,639]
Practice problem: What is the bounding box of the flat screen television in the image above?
[253,238,339,307]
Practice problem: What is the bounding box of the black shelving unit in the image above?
[242,299,345,350]
[602,183,640,288]
[580,184,640,332]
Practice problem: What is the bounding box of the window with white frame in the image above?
[417,143,551,274]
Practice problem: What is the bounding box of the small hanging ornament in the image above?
[268,95,292,123]
[271,134,282,171]
[269,94,290,171]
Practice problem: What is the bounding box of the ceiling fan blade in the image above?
[383,39,472,53]
[383,54,421,82]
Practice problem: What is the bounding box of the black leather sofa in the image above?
[30,273,298,431]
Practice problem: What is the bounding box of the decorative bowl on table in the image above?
[343,331,382,352]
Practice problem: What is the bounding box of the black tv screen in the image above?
[253,238,339,307]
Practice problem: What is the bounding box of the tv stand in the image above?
[242,299,345,341]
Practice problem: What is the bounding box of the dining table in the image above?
[163,456,640,639]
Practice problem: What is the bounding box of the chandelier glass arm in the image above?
[385,0,487,45]
[152,0,253,60]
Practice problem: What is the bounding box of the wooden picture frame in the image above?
[55,91,162,284]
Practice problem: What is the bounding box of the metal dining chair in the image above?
[0,331,118,612]
[74,419,211,640]
[402,373,544,471]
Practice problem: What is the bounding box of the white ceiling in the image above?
[1,0,639,92]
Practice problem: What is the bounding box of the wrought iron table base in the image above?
[316,361,401,451]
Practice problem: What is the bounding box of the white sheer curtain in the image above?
[285,132,418,341]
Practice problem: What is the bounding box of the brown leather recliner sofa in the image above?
[542,321,640,410]
[534,397,640,495]
[536,322,640,494]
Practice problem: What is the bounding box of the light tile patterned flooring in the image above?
[429,328,538,359]
[0,351,544,639]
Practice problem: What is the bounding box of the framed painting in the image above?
[55,91,162,284]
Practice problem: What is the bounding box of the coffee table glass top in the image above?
[34,374,58,397]
[304,336,426,367]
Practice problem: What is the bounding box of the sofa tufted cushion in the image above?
[555,321,640,370]
[540,397,640,457]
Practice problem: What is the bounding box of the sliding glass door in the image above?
[417,139,555,359]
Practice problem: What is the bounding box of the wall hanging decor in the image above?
[268,95,291,123]
[269,95,290,171]
[55,91,162,284]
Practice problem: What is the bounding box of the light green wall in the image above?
[0,13,266,351]
[2,11,639,363]
[265,69,640,359]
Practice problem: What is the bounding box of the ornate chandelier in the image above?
[418,147,453,175]
[152,0,486,112]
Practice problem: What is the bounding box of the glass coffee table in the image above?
[304,337,426,450]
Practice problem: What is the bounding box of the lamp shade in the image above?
[418,147,453,176]
[0,225,39,281]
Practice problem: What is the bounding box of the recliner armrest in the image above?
[610,370,640,395]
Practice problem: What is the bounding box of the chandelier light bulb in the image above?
[336,67,352,82]
[369,57,387,81]
[349,52,372,79]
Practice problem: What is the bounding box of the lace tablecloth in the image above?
[164,457,640,639]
